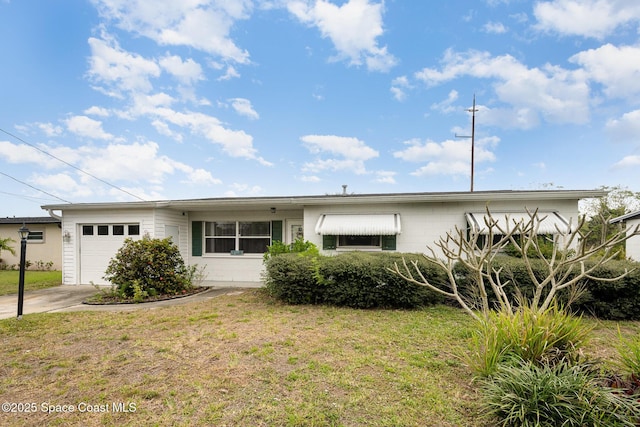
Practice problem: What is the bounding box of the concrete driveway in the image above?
[0,285,250,320]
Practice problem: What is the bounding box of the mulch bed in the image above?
[83,286,209,305]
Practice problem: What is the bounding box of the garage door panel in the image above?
[79,226,140,285]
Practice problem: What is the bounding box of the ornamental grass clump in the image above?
[479,358,640,427]
[103,236,192,299]
[468,303,591,377]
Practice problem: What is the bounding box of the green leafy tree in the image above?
[104,236,192,298]
[580,186,640,256]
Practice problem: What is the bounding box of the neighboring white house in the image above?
[610,210,640,262]
[0,217,62,270]
[41,189,605,286]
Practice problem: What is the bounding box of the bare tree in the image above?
[389,208,639,321]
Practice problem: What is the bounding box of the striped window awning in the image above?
[315,214,401,235]
[466,211,571,234]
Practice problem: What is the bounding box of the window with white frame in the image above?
[27,230,44,243]
[204,221,271,254]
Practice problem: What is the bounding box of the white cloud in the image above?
[159,54,204,85]
[0,141,52,166]
[301,175,321,182]
[393,136,498,177]
[65,115,114,140]
[228,98,259,120]
[287,0,396,72]
[374,170,396,184]
[92,0,252,63]
[431,90,459,113]
[151,119,183,142]
[414,49,590,127]
[483,21,507,33]
[84,106,110,117]
[31,172,95,198]
[532,162,546,169]
[151,108,270,165]
[224,183,263,197]
[217,65,240,81]
[570,43,640,99]
[36,122,64,137]
[2,138,219,200]
[533,0,640,39]
[390,75,411,101]
[606,109,640,142]
[613,155,640,168]
[87,35,161,96]
[301,134,379,174]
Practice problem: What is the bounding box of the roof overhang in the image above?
[610,210,640,224]
[315,214,401,235]
[466,211,572,234]
[41,190,606,213]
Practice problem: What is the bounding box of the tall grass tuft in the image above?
[617,327,640,376]
[468,303,591,377]
[479,358,640,427]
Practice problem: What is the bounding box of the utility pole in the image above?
[455,95,478,192]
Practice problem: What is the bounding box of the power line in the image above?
[0,128,147,202]
[0,189,61,203]
[0,171,73,204]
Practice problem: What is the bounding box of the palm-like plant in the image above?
[0,237,16,258]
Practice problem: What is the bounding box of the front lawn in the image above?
[0,270,61,295]
[0,290,637,426]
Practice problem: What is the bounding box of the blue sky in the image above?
[1,0,639,216]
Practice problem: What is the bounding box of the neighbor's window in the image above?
[97,225,109,236]
[128,225,140,235]
[26,230,44,242]
[82,225,94,236]
[113,225,125,236]
[204,221,271,254]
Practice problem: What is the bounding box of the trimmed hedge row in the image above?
[453,257,640,320]
[265,252,640,318]
[263,252,446,309]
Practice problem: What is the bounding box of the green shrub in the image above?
[468,304,591,377]
[317,252,445,308]
[479,358,640,427]
[262,253,322,305]
[104,237,192,298]
[263,238,319,261]
[263,252,446,309]
[454,257,640,320]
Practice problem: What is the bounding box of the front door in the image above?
[287,220,304,244]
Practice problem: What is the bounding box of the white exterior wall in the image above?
[626,218,640,261]
[189,208,303,285]
[305,198,580,257]
[54,193,586,285]
[61,209,155,285]
[153,208,189,262]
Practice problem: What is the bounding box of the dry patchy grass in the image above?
[0,290,637,426]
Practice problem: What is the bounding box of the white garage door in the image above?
[79,224,140,285]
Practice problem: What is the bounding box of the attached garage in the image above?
[79,223,141,285]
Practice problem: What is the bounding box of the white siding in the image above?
[626,218,640,261]
[305,198,581,257]
[153,208,189,261]
[61,209,155,285]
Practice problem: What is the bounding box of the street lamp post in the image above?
[17,224,30,319]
